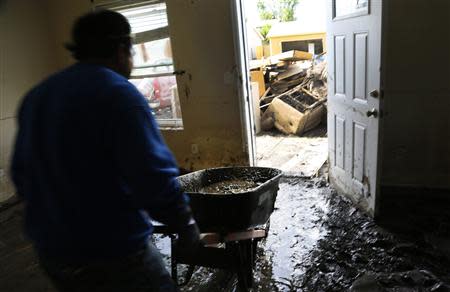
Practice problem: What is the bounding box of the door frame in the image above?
[374,0,389,219]
[231,0,256,166]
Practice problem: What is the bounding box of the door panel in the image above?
[353,122,366,182]
[334,36,346,95]
[336,116,346,169]
[327,0,382,214]
[354,33,368,101]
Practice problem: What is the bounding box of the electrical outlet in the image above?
[0,169,4,177]
[191,144,199,154]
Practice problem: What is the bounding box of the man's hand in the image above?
[176,222,202,251]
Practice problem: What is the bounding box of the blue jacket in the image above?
[11,63,190,261]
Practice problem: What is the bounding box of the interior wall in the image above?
[0,0,56,202]
[45,0,91,69]
[164,0,248,170]
[44,0,249,171]
[381,0,450,189]
[0,0,249,204]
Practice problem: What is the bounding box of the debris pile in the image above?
[251,50,328,136]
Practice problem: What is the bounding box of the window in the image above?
[334,0,369,19]
[95,0,183,129]
[281,39,324,55]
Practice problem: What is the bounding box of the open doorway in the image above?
[243,0,328,177]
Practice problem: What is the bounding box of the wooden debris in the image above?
[301,87,321,100]
[261,97,325,135]
[270,50,313,63]
[276,63,307,81]
[249,50,312,70]
[260,87,271,100]
[271,76,305,94]
[250,70,266,97]
[258,53,328,136]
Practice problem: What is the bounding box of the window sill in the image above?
[160,127,184,131]
[156,118,184,131]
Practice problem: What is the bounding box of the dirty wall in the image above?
[0,0,56,203]
[0,0,249,204]
[381,0,450,190]
[164,0,248,170]
[47,0,249,171]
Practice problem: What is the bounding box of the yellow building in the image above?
[267,21,326,56]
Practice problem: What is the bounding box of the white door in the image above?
[327,0,382,215]
[231,0,256,166]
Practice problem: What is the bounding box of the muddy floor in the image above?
[1,177,450,291]
[155,177,450,291]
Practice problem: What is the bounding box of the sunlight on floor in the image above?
[256,134,328,177]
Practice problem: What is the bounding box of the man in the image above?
[11,10,199,292]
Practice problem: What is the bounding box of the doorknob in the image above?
[369,90,379,98]
[366,108,378,118]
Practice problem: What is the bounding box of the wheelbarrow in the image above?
[153,166,282,291]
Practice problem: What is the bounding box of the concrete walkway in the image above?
[256,133,328,177]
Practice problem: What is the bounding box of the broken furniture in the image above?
[258,54,328,136]
[261,93,325,136]
[153,166,282,291]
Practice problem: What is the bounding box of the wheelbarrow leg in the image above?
[245,240,255,288]
[235,240,256,291]
[236,243,249,291]
[252,239,259,268]
[169,235,178,285]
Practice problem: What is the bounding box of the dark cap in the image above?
[66,10,132,60]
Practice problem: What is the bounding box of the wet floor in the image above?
[1,177,450,291]
[155,177,450,291]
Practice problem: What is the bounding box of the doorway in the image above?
[236,0,383,214]
[243,0,329,177]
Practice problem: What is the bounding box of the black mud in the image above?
[2,176,450,292]
[179,167,281,194]
[199,179,260,194]
[155,177,450,291]
[298,182,450,292]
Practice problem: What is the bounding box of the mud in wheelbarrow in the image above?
[178,166,283,233]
